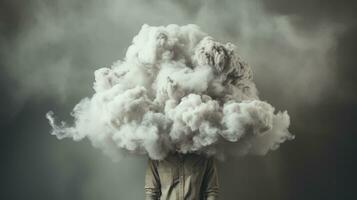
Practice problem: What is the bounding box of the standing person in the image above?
[145,152,219,200]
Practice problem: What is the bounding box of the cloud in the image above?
[47,24,293,160]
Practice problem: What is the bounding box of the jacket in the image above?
[144,152,219,200]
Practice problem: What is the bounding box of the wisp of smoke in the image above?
[46,24,294,161]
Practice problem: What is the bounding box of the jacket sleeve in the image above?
[144,159,161,200]
[202,157,219,200]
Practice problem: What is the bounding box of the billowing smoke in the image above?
[47,24,293,161]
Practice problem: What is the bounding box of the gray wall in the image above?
[1,0,355,199]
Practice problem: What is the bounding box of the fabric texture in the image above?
[145,152,219,200]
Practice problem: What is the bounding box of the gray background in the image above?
[1,0,355,199]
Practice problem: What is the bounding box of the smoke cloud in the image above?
[47,24,293,160]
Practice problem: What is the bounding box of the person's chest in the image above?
[156,154,208,199]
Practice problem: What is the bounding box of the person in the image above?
[144,151,219,200]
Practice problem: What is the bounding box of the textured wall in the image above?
[1,0,355,199]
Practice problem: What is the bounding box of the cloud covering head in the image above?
[47,24,293,161]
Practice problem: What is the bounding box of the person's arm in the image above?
[202,157,219,200]
[144,159,161,200]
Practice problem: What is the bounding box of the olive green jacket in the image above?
[145,153,219,200]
